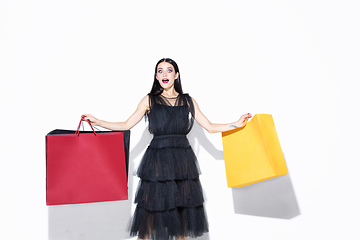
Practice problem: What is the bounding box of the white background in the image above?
[1,0,359,239]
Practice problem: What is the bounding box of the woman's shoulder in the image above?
[138,95,150,107]
[178,93,195,107]
[181,93,195,101]
[179,92,192,99]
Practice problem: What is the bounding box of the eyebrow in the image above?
[157,67,173,70]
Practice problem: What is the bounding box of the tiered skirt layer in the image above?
[129,135,208,239]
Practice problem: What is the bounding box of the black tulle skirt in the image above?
[129,134,209,239]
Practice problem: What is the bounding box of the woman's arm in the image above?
[192,97,251,134]
[82,95,149,131]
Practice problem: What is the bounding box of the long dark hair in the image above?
[150,58,183,95]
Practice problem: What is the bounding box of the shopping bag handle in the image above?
[75,116,97,136]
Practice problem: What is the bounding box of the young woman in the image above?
[83,58,251,240]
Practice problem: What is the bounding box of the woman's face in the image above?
[156,61,179,90]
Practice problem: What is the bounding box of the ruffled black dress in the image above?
[129,93,209,239]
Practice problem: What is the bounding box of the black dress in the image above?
[129,93,209,239]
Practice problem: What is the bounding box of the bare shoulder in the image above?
[138,95,150,110]
[190,96,199,108]
[140,94,149,102]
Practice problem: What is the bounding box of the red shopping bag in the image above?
[46,117,130,205]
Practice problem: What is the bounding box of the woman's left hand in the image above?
[237,113,252,128]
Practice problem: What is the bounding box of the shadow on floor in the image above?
[232,174,300,219]
[48,200,132,240]
[189,232,210,240]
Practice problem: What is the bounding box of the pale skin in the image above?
[83,61,251,240]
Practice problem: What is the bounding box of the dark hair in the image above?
[150,58,183,95]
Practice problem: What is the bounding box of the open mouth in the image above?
[162,78,169,84]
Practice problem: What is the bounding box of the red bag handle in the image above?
[75,116,97,136]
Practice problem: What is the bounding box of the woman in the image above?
[83,58,251,240]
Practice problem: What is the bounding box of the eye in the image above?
[167,69,173,73]
[157,70,162,73]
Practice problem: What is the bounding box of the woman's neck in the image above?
[161,88,178,98]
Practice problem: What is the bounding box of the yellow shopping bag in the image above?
[222,114,288,188]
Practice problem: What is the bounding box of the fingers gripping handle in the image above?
[75,116,97,136]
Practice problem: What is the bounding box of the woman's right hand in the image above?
[82,114,100,126]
